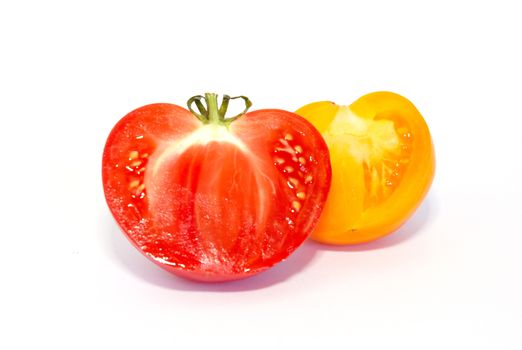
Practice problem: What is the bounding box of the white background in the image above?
[1,0,521,348]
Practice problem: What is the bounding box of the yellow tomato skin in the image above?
[296,92,435,244]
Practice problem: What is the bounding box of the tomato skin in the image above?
[103,100,331,281]
[296,92,435,245]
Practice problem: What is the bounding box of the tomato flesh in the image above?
[296,92,435,244]
[103,104,331,281]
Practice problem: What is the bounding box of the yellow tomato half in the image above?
[296,92,435,244]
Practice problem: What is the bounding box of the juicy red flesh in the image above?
[103,105,331,281]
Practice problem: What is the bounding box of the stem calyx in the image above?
[187,93,252,126]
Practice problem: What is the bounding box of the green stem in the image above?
[187,93,253,125]
[205,93,221,124]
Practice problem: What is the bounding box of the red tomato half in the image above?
[102,94,331,281]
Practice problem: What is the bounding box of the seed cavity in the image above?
[125,148,150,201]
[272,132,315,217]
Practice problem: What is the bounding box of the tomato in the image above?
[103,93,331,281]
[296,92,435,245]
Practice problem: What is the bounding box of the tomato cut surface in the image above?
[296,92,435,245]
[103,95,331,281]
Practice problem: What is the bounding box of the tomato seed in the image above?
[129,151,139,160]
[129,180,140,189]
[136,184,145,194]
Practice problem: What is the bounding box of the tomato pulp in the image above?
[103,94,331,281]
[296,92,435,245]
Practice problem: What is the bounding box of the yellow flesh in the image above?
[298,102,410,239]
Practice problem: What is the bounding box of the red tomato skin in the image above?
[103,104,331,282]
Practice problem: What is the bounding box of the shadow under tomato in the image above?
[309,195,437,252]
[102,214,318,291]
